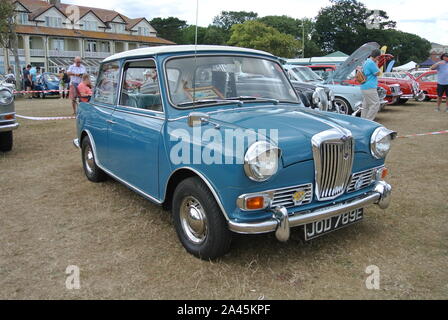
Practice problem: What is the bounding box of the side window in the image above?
[93,62,120,105]
[119,60,162,112]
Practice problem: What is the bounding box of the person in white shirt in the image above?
[67,56,87,115]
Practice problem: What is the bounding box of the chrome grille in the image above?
[312,128,354,201]
[347,168,376,193]
[270,183,313,208]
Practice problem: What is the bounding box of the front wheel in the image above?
[81,136,107,182]
[0,131,13,152]
[398,98,408,104]
[333,97,353,115]
[172,177,232,260]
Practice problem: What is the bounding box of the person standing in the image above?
[67,56,86,115]
[360,49,382,121]
[58,68,70,99]
[430,53,448,112]
[23,65,32,99]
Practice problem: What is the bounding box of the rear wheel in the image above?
[0,131,13,152]
[81,136,107,182]
[172,177,232,260]
[333,97,353,115]
[398,98,408,104]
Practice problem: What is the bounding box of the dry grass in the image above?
[0,97,447,299]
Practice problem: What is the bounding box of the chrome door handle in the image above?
[106,120,117,124]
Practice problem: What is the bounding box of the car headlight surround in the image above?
[328,89,335,102]
[370,127,397,159]
[312,91,320,105]
[0,88,13,105]
[244,141,280,182]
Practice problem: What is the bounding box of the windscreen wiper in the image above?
[227,96,280,105]
[177,99,243,107]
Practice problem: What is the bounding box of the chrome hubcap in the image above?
[180,196,207,244]
[84,145,94,174]
[334,99,348,114]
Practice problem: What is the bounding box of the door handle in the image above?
[107,120,117,124]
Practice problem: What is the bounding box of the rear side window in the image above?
[93,62,120,105]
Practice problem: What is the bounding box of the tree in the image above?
[227,21,301,58]
[314,0,395,54]
[258,15,323,57]
[213,11,258,31]
[0,0,21,87]
[179,25,228,45]
[149,17,188,43]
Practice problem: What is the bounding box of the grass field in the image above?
[1,97,447,299]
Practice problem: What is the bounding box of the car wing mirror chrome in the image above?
[187,112,220,129]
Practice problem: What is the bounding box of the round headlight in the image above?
[312,91,320,105]
[328,90,335,102]
[244,141,280,182]
[371,127,396,159]
[0,89,13,105]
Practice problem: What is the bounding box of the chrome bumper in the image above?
[228,181,392,241]
[0,122,19,132]
[73,138,80,149]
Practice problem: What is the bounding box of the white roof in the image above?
[103,45,273,62]
[393,61,417,71]
[287,57,347,65]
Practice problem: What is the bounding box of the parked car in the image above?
[415,70,445,101]
[283,65,332,111]
[285,64,364,115]
[0,85,18,152]
[34,72,60,98]
[74,45,395,259]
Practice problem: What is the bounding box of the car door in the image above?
[86,61,121,168]
[107,58,164,199]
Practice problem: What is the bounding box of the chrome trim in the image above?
[113,107,165,120]
[228,181,391,237]
[370,127,397,159]
[272,206,289,242]
[311,128,354,201]
[0,122,19,132]
[347,166,384,193]
[237,192,274,211]
[73,138,80,149]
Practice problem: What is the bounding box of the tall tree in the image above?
[227,21,301,58]
[213,11,258,31]
[149,17,188,43]
[0,0,21,87]
[314,0,395,54]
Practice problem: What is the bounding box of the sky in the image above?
[64,0,448,46]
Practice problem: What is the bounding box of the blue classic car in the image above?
[34,73,60,98]
[74,45,396,260]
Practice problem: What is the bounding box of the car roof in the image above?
[103,45,274,62]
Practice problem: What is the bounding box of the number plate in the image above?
[304,208,363,241]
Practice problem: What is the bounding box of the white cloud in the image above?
[64,0,447,44]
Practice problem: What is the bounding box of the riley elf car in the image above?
[74,45,396,260]
[0,84,18,152]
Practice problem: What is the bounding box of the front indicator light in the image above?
[246,196,265,210]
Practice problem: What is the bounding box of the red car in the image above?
[415,70,446,101]
[309,64,402,105]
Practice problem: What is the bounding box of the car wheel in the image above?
[0,131,13,152]
[398,98,408,104]
[172,177,232,260]
[81,136,107,182]
[333,97,353,115]
[416,92,426,102]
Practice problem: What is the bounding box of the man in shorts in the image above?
[430,53,448,112]
[67,56,87,115]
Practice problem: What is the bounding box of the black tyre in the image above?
[333,97,353,115]
[172,177,232,260]
[0,131,13,152]
[398,98,408,104]
[81,136,107,182]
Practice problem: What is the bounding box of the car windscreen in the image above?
[294,67,323,82]
[165,55,299,108]
[44,74,59,82]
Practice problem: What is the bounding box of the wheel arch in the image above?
[162,167,230,221]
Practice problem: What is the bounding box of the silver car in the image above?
[0,85,18,152]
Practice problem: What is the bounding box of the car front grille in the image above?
[270,183,313,208]
[346,168,377,193]
[390,84,400,95]
[312,129,354,201]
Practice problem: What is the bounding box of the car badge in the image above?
[354,179,363,190]
[292,190,306,205]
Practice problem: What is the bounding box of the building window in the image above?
[83,20,98,31]
[16,13,29,25]
[138,27,150,36]
[86,40,97,52]
[111,23,126,34]
[45,16,62,28]
[52,38,65,51]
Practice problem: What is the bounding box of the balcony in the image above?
[30,49,45,57]
[84,51,112,59]
[49,50,81,58]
